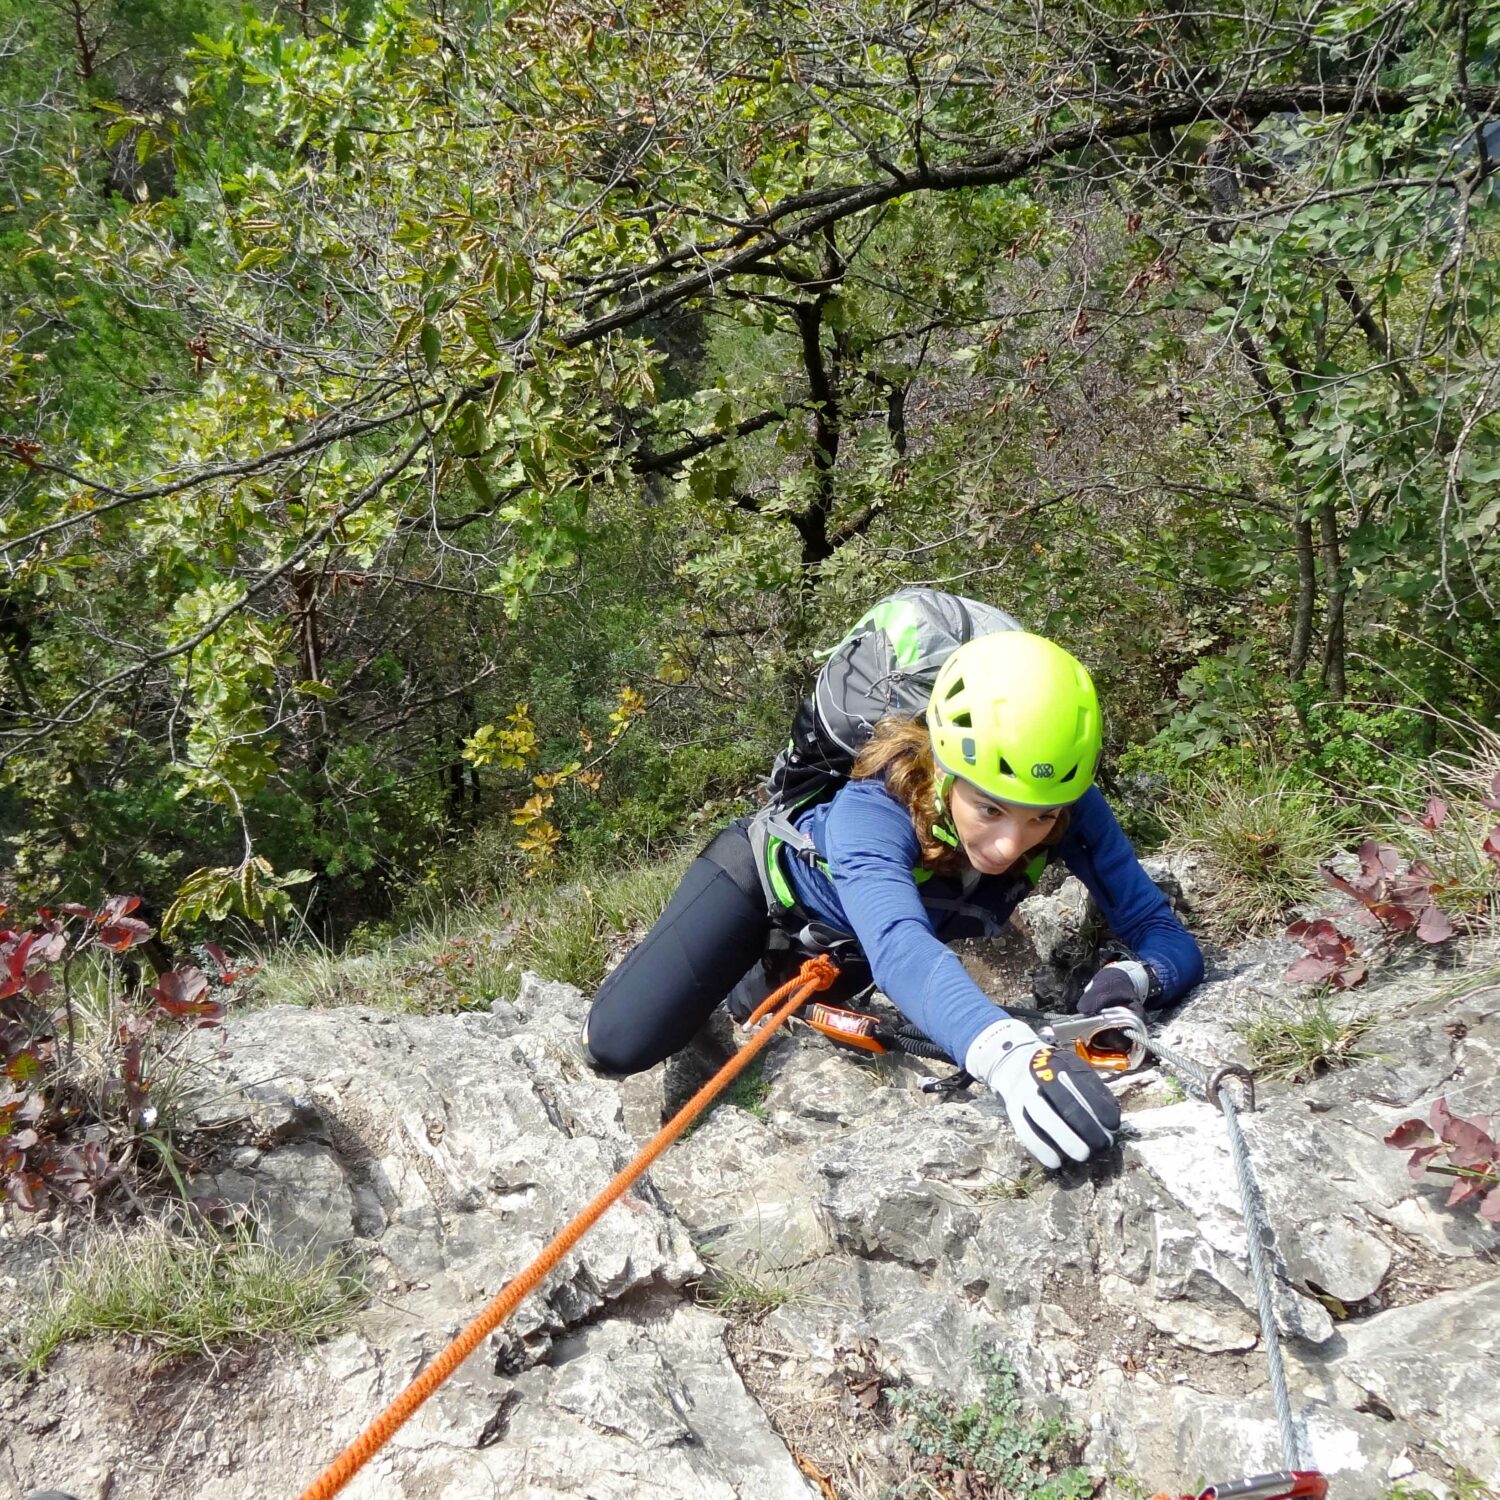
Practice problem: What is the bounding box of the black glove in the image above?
[1077,961,1153,1017]
[967,1019,1122,1169]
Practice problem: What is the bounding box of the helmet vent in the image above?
[1059,763,1077,783]
[999,757,1015,777]
[944,677,965,700]
[950,710,972,727]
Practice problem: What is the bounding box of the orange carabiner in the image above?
[801,1002,889,1054]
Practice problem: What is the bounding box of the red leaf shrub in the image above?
[0,900,249,1213]
[1285,830,1464,990]
[1384,1097,1499,1226]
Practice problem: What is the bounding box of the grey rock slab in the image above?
[1334,1278,1500,1484]
[1446,986,1500,1120]
[647,1103,784,1232]
[511,968,591,1032]
[1230,1105,1395,1303]
[1306,1013,1459,1109]
[764,1252,1000,1398]
[1138,853,1202,912]
[763,1048,906,1140]
[13,940,1500,1500]
[197,1004,699,1355]
[1098,1271,1259,1353]
[6,1304,819,1498]
[1015,875,1096,966]
[810,1108,1007,1269]
[1117,1101,1335,1343]
[958,1170,1101,1313]
[1311,1095,1500,1262]
[1080,1366,1415,1499]
[212,1140,356,1259]
[520,1304,821,1497]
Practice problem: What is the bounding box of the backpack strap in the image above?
[746,806,818,916]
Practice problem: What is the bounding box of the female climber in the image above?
[581,630,1203,1172]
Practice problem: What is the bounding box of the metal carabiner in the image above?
[1039,1010,1148,1075]
[1198,1471,1328,1500]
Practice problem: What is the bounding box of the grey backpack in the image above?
[764,587,1022,816]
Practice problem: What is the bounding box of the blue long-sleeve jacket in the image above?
[782,778,1203,1067]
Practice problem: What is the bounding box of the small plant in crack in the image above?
[889,1343,1091,1500]
[976,1168,1043,1202]
[1235,998,1376,1083]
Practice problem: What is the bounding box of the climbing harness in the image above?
[1117,1014,1327,1500]
[293,956,841,1500]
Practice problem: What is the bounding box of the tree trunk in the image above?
[291,571,331,782]
[1232,326,1320,678]
[1289,510,1317,678]
[789,229,848,574]
[1318,505,1347,699]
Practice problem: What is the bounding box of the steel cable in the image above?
[1118,1016,1306,1472]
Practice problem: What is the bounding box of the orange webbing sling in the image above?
[295,954,840,1500]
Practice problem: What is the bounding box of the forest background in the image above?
[3,0,1499,960]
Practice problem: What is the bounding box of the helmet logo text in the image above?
[1031,762,1055,778]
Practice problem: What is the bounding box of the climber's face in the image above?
[948,779,1061,876]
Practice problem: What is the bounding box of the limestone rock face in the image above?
[4,929,1499,1500]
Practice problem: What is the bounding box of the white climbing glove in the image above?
[966,1018,1122,1170]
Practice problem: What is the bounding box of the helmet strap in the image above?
[932,773,959,848]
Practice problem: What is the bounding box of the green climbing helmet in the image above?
[926,632,1102,808]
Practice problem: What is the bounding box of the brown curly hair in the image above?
[852,716,1070,878]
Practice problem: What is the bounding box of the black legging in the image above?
[584,822,773,1074]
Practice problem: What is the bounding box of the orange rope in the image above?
[295,954,840,1500]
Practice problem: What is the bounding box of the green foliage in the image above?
[4,0,1499,946]
[7,1217,366,1373]
[163,858,314,936]
[890,1344,1091,1500]
[1163,765,1357,933]
[1235,999,1376,1083]
[696,1246,806,1318]
[1292,694,1436,793]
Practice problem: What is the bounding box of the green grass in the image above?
[7,1219,367,1373]
[1235,998,1377,1083]
[696,1240,810,1318]
[975,1167,1043,1202]
[698,1263,799,1317]
[1388,1467,1498,1500]
[1394,964,1500,1022]
[251,853,689,1013]
[684,1057,771,1138]
[1157,1076,1187,1105]
[720,1059,771,1121]
[49,970,209,1135]
[1165,764,1357,935]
